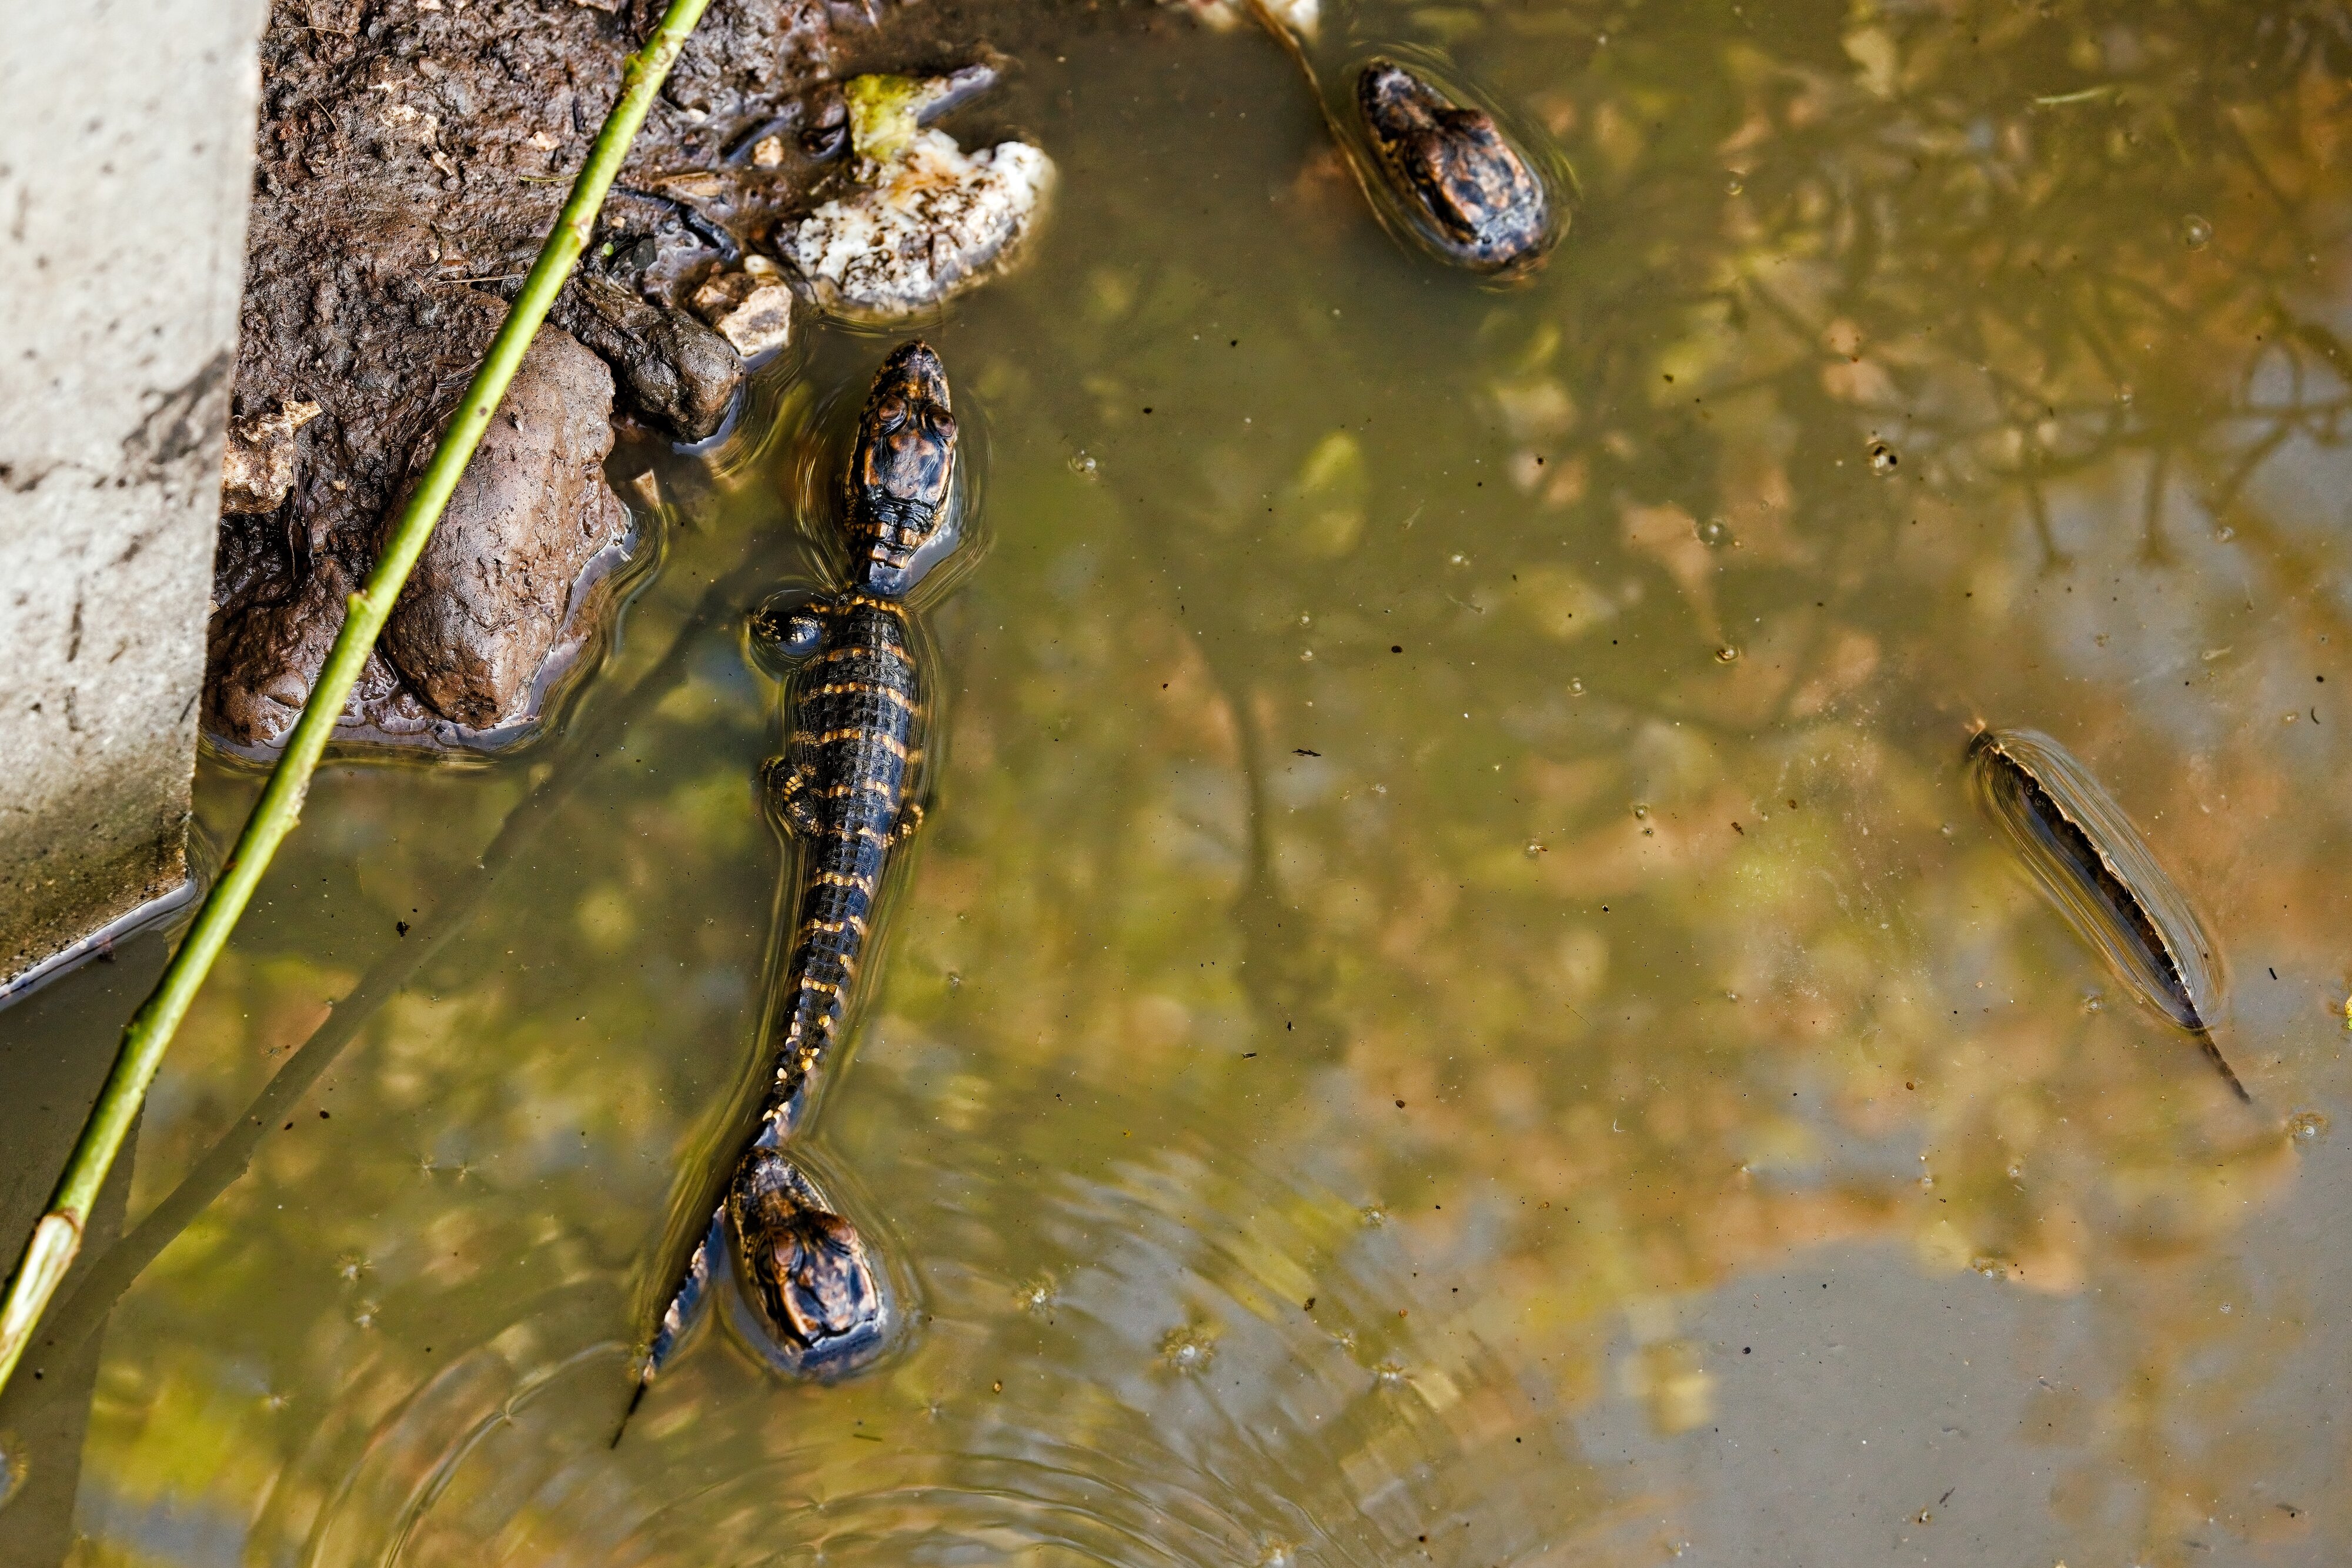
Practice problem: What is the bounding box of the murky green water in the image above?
[9,1,2352,1563]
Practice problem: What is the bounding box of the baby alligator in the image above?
[622,342,960,1432]
[1356,61,1552,274]
[1237,0,1555,275]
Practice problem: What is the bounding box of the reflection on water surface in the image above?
[9,0,2352,1563]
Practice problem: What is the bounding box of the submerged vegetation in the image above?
[11,0,2352,1563]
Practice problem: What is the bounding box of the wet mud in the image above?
[208,0,1067,757]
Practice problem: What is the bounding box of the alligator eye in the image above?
[751,594,826,663]
[780,614,824,657]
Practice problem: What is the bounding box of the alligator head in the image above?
[844,340,959,596]
[726,1144,892,1373]
[1357,62,1552,275]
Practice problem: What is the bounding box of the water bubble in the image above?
[2006,1161,2024,1180]
[1631,803,1650,820]
[1372,1359,1410,1388]
[1714,645,1740,664]
[1158,1325,1217,1372]
[2181,213,2212,249]
[1068,450,1098,477]
[1256,1542,1298,1568]
[1696,516,1733,547]
[1567,677,1586,696]
[1014,1275,1058,1316]
[1359,1204,1389,1227]
[2214,524,2236,541]
[2117,384,2134,405]
[353,1299,382,1329]
[1867,442,1899,475]
[1918,1173,1935,1189]
[1525,841,1546,858]
[1299,648,1315,662]
[2219,1301,2232,1314]
[2080,991,2106,1014]
[1448,553,1468,566]
[1725,174,1744,195]
[2288,1111,2329,1144]
[1969,1256,2006,1279]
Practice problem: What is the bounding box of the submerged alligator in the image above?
[620,340,964,1433]
[1238,0,1555,275]
[1967,727,2250,1102]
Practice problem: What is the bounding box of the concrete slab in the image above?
[0,0,269,989]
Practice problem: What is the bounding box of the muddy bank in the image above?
[209,0,1026,757]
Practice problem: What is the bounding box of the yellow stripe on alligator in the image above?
[810,680,918,711]
[818,777,900,801]
[808,728,910,758]
[803,913,870,938]
[815,642,911,669]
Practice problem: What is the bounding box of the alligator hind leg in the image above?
[763,755,823,839]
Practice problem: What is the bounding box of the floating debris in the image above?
[1967,728,2247,1100]
[1165,0,1317,35]
[781,75,1054,321]
[1158,1324,1218,1372]
[2182,213,2213,250]
[2288,1111,2328,1144]
[1696,516,1733,546]
[1867,441,1899,474]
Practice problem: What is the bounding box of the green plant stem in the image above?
[36,557,771,1365]
[0,0,714,1403]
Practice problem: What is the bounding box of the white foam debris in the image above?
[783,131,1054,320]
[1161,0,1317,37]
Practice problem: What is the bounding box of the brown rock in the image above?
[548,272,741,443]
[381,323,624,731]
[203,556,411,752]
